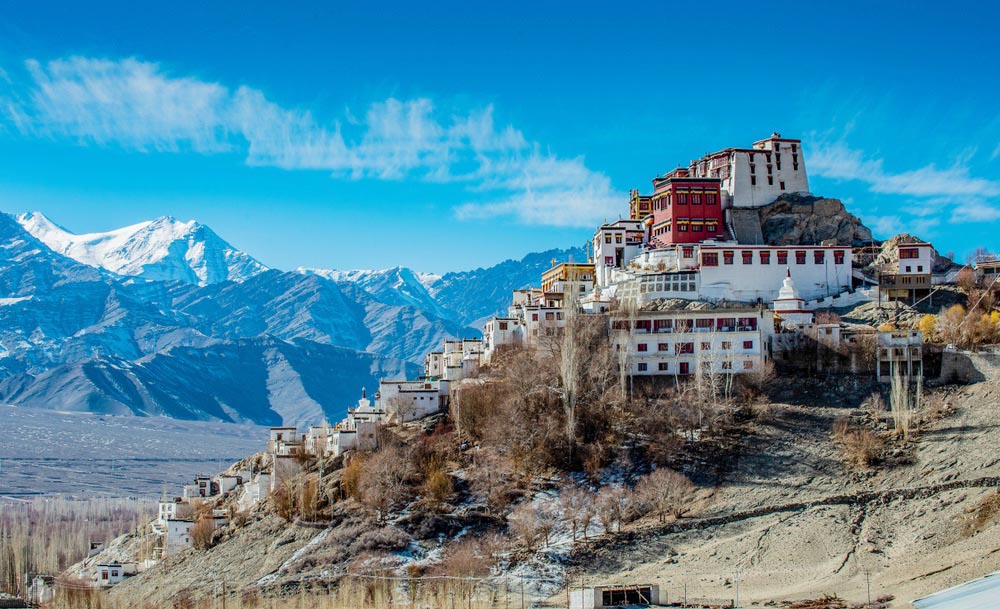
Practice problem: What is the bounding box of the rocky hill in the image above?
[81,375,1000,607]
[758,194,874,246]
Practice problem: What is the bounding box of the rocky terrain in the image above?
[759,194,874,246]
[71,373,1000,608]
[569,379,1000,606]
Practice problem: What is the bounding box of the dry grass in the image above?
[832,417,885,470]
[0,496,153,597]
[962,490,1000,537]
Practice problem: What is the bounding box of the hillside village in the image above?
[47,134,1000,608]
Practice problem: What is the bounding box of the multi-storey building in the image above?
[611,306,774,376]
[541,262,596,301]
[647,169,725,246]
[628,190,653,221]
[592,219,645,286]
[880,241,933,304]
[688,133,810,208]
[481,317,523,364]
[877,330,923,382]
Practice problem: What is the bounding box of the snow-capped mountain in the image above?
[17,211,268,286]
[0,210,583,425]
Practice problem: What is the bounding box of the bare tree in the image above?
[634,468,695,522]
[559,484,596,541]
[596,485,630,533]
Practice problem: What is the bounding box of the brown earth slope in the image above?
[568,380,1000,607]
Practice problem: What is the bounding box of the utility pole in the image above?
[866,570,872,607]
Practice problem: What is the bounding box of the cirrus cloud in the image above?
[1,55,620,227]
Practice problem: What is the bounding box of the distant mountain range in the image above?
[0,211,583,426]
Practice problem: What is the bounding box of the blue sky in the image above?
[1,1,998,273]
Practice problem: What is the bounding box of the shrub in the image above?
[189,517,216,550]
[634,468,695,522]
[832,417,885,470]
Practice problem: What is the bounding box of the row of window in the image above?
[614,317,759,332]
[702,249,846,266]
[635,339,755,353]
[654,192,719,210]
[636,360,754,372]
[656,221,721,234]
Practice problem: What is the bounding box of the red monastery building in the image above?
[646,168,725,246]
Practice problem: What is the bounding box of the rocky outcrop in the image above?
[758,194,873,246]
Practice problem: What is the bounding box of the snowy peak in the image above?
[298,266,446,317]
[17,212,268,286]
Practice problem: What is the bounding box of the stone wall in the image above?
[938,347,1000,384]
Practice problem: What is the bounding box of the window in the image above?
[795,251,806,265]
[768,176,774,185]
[532,313,538,321]
[654,319,672,332]
[695,318,714,330]
[678,223,688,232]
[760,251,771,264]
[814,251,825,264]
[675,342,694,354]
[677,193,688,204]
[749,163,756,173]
[742,250,753,264]
[545,312,554,320]
[743,340,753,349]
[658,362,669,371]
[658,343,669,351]
[722,341,731,350]
[780,181,786,190]
[604,233,611,244]
[636,320,651,332]
[751,176,757,186]
[692,193,702,204]
[834,250,845,264]
[775,153,781,170]
[917,265,923,272]
[637,343,648,352]
[692,223,703,232]
[499,322,508,330]
[679,362,690,374]
[682,246,694,258]
[723,250,735,265]
[899,248,919,259]
[706,193,717,204]
[722,361,732,370]
[905,266,911,273]
[637,362,647,372]
[702,252,719,266]
[615,235,622,244]
[744,360,754,370]
[701,341,710,351]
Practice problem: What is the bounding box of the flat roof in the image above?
[912,571,1000,609]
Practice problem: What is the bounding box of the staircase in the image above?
[728,208,765,245]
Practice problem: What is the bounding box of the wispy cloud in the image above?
[810,140,1000,198]
[1,56,619,227]
[810,138,1000,236]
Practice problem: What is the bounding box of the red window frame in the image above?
[723,251,735,265]
[777,251,788,265]
[702,252,719,266]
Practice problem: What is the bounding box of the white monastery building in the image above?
[689,132,811,208]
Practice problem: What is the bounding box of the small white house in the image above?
[165,519,195,554]
[569,584,660,609]
[96,562,136,588]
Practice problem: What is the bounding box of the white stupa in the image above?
[772,268,814,327]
